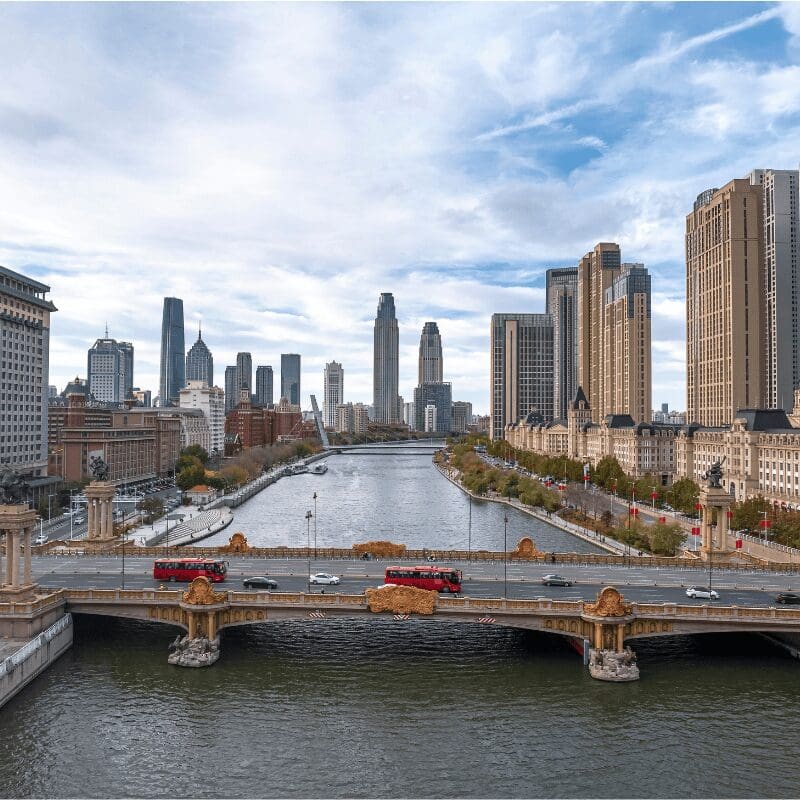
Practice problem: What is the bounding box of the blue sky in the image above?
[1,2,799,414]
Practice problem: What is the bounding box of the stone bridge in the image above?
[5,583,800,680]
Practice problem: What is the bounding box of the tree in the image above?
[181,444,209,465]
[593,456,626,490]
[667,478,700,515]
[176,464,205,492]
[647,522,685,556]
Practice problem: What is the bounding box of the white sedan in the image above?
[685,586,719,600]
[310,573,340,586]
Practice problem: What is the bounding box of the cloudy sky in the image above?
[2,2,799,414]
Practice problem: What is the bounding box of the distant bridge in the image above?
[325,440,446,453]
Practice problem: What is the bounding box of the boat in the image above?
[289,464,309,475]
[310,463,328,475]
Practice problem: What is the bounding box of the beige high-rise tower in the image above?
[602,264,652,424]
[578,243,622,422]
[686,179,765,426]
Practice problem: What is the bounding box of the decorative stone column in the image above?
[0,503,38,600]
[169,577,227,667]
[83,481,117,545]
[582,587,639,682]
[699,484,733,561]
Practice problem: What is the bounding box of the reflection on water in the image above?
[1,616,799,799]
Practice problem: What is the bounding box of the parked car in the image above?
[243,576,278,590]
[310,573,340,585]
[73,516,86,525]
[686,586,719,600]
[34,533,48,546]
[541,574,573,587]
[775,592,800,605]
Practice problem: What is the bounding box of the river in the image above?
[1,451,799,798]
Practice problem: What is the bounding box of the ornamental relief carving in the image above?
[182,576,226,606]
[583,587,632,618]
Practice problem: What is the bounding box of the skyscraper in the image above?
[418,322,443,384]
[490,314,554,440]
[686,179,765,425]
[546,267,578,420]
[577,243,621,422]
[414,382,452,433]
[87,334,134,404]
[323,361,344,428]
[185,324,213,386]
[159,297,185,407]
[281,353,301,406]
[373,293,400,424]
[224,365,237,414]
[0,265,56,476]
[236,352,253,395]
[255,366,273,407]
[750,169,800,411]
[602,264,652,424]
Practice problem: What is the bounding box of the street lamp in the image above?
[468,492,472,562]
[503,513,508,599]
[313,492,318,559]
[305,510,313,591]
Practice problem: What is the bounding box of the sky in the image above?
[2,2,800,415]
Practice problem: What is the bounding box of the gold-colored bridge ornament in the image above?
[365,584,437,615]
[182,577,226,606]
[583,586,632,618]
[511,537,540,558]
[222,532,251,554]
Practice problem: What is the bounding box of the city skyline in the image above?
[3,4,800,413]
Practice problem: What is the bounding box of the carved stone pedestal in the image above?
[168,635,220,667]
[588,648,640,682]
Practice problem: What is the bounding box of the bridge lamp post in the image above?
[468,493,472,563]
[503,513,508,599]
[313,492,318,559]
[305,510,313,591]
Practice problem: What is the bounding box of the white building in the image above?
[178,380,225,455]
[323,361,344,428]
[424,404,437,433]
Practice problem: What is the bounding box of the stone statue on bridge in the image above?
[89,454,110,482]
[0,466,30,505]
[702,457,726,489]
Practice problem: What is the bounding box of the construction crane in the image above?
[309,394,330,448]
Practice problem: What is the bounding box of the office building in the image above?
[602,263,652,424]
[323,361,344,428]
[224,365,237,414]
[546,267,578,421]
[255,366,273,407]
[686,179,765,425]
[423,404,437,433]
[236,352,253,399]
[414,382,452,434]
[490,313,553,440]
[281,353,301,406]
[451,401,473,433]
[159,297,185,407]
[185,324,214,387]
[132,388,152,407]
[418,322,443,383]
[87,334,134,404]
[335,402,369,435]
[179,380,225,455]
[404,401,416,430]
[0,265,57,477]
[373,293,400,424]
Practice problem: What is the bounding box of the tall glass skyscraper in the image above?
[185,323,213,386]
[87,335,134,403]
[373,292,400,424]
[255,365,273,406]
[418,322,443,384]
[159,297,185,407]
[281,353,301,406]
[224,365,237,413]
[546,267,578,421]
[236,352,253,394]
[323,361,344,428]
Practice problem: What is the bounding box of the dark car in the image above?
[243,576,278,590]
[542,574,573,587]
[775,592,800,605]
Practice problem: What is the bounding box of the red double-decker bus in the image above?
[153,558,228,583]
[384,565,462,593]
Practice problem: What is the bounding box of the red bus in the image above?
[153,558,228,583]
[384,565,462,593]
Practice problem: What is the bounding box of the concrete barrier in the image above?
[0,613,73,709]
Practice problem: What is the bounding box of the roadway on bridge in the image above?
[30,556,800,608]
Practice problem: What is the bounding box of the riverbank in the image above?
[435,463,635,556]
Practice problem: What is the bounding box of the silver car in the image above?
[309,573,340,585]
[686,586,719,600]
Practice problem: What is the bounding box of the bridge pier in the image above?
[583,588,640,682]
[168,577,227,667]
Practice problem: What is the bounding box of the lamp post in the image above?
[503,513,508,599]
[305,510,313,591]
[468,492,472,562]
[48,493,55,522]
[121,529,126,590]
[313,492,318,559]
[69,491,74,540]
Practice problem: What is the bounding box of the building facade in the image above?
[255,365,273,407]
[451,401,473,433]
[236,352,253,399]
[335,402,369,435]
[546,267,578,421]
[0,265,57,477]
[224,365,237,414]
[159,297,185,407]
[179,380,225,455]
[414,382,452,434]
[323,361,344,429]
[87,335,134,404]
[686,179,765,426]
[281,353,301,406]
[490,313,553,440]
[373,293,400,424]
[185,324,213,387]
[418,322,443,383]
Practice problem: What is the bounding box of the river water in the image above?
[2,451,800,798]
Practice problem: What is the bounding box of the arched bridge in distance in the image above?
[324,439,446,453]
[12,583,800,680]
